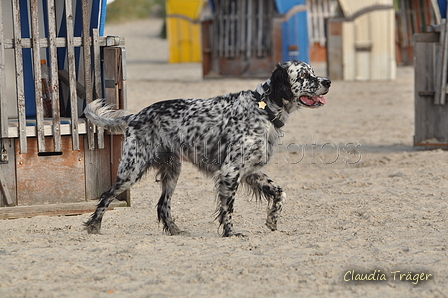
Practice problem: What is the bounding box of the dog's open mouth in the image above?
[299,95,326,107]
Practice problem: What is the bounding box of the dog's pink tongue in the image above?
[317,96,326,104]
[300,96,315,105]
[300,95,326,105]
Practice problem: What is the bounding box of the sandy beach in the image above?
[1,18,448,297]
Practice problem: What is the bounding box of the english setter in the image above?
[84,60,331,237]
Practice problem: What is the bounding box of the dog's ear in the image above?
[269,63,294,106]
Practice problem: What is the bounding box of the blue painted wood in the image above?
[276,0,309,63]
[438,0,446,19]
[274,0,304,14]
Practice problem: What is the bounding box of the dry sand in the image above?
[1,19,448,298]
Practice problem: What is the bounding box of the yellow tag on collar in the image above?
[258,101,266,109]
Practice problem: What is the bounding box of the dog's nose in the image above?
[322,79,331,88]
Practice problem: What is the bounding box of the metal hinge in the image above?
[1,142,8,164]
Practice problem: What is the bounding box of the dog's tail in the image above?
[84,99,131,133]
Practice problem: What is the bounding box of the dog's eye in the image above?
[300,72,307,78]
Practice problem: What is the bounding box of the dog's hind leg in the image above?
[84,139,148,234]
[244,171,285,231]
[156,162,186,235]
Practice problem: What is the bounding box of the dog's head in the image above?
[269,60,331,111]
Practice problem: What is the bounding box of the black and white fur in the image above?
[84,61,331,237]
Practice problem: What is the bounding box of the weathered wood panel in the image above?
[84,135,112,201]
[414,33,448,146]
[15,137,85,206]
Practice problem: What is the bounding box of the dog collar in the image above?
[253,81,284,128]
[264,106,284,128]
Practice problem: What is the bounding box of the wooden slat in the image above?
[120,47,127,110]
[7,118,89,138]
[224,2,230,58]
[47,0,62,152]
[218,0,224,57]
[436,18,448,105]
[2,36,124,49]
[256,1,263,57]
[30,0,45,152]
[414,36,435,144]
[246,0,253,59]
[238,0,245,56]
[103,47,121,107]
[65,0,79,150]
[82,0,95,150]
[0,201,126,220]
[11,0,27,153]
[0,0,8,138]
[0,171,14,206]
[229,1,236,58]
[92,29,104,149]
[92,29,102,100]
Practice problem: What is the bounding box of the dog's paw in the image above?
[223,231,247,237]
[84,224,101,235]
[265,219,277,231]
[170,230,190,236]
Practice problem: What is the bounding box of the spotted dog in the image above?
[83,60,331,237]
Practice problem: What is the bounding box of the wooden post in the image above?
[120,47,127,110]
[0,1,8,138]
[47,0,62,152]
[272,18,283,64]
[30,0,45,152]
[11,0,27,153]
[238,0,246,56]
[246,0,253,59]
[65,0,80,151]
[201,20,212,76]
[326,18,344,80]
[436,19,448,105]
[82,0,95,150]
[414,33,448,146]
[257,1,263,57]
[92,28,105,149]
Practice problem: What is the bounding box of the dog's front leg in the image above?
[215,171,244,237]
[244,171,285,231]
